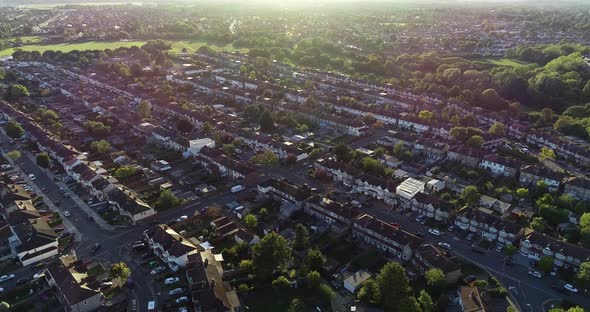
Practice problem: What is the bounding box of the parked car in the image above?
[63,211,71,217]
[528,270,542,279]
[150,266,166,275]
[466,233,474,241]
[168,288,185,296]
[447,225,455,232]
[437,242,451,250]
[100,281,113,288]
[175,296,189,304]
[564,284,578,293]
[28,174,36,180]
[0,274,15,282]
[175,216,188,222]
[141,252,153,260]
[54,226,65,233]
[231,185,245,193]
[165,277,180,285]
[132,243,146,251]
[33,271,45,280]
[428,229,441,236]
[495,245,503,253]
[178,308,188,312]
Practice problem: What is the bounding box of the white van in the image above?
[231,185,245,193]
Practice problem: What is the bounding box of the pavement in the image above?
[358,199,590,312]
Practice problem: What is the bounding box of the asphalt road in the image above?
[360,200,590,311]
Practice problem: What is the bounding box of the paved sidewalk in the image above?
[20,150,117,232]
[0,150,83,242]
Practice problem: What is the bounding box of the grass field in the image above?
[0,39,247,57]
[0,40,147,57]
[474,57,534,67]
[169,40,249,54]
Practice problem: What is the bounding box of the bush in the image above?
[238,284,250,291]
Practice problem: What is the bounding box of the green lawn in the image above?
[473,57,534,67]
[17,36,43,44]
[0,40,147,57]
[169,40,248,54]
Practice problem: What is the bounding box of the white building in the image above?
[396,178,426,200]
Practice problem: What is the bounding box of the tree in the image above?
[358,279,381,304]
[90,140,111,155]
[259,110,274,132]
[530,217,547,232]
[272,276,290,289]
[251,149,278,169]
[110,262,131,287]
[155,189,181,210]
[239,259,253,270]
[362,157,384,175]
[137,100,151,119]
[538,256,554,273]
[425,268,445,287]
[576,261,590,289]
[176,118,193,133]
[259,208,268,220]
[4,120,24,139]
[307,271,321,289]
[252,232,291,281]
[294,223,309,250]
[318,284,334,306]
[504,245,517,256]
[399,297,422,312]
[417,290,433,312]
[288,299,306,312]
[418,110,434,122]
[541,108,554,123]
[465,135,484,149]
[461,185,480,207]
[244,214,258,229]
[306,249,326,272]
[377,262,410,311]
[334,144,352,162]
[489,122,506,136]
[6,150,21,160]
[36,153,50,169]
[114,166,137,179]
[516,188,529,199]
[539,147,556,161]
[7,84,29,100]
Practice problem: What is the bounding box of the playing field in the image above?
[0,41,147,57]
[473,57,534,67]
[0,40,248,57]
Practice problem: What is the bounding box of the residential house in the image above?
[412,243,461,284]
[457,286,487,312]
[145,224,200,272]
[479,155,520,177]
[186,250,242,311]
[304,196,361,236]
[352,214,423,261]
[519,228,590,271]
[519,165,564,192]
[106,188,156,223]
[447,146,485,167]
[257,179,312,218]
[408,193,455,224]
[455,209,523,245]
[563,177,590,201]
[45,255,102,312]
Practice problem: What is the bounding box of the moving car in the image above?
[437,242,451,250]
[175,216,188,222]
[33,271,45,280]
[28,174,36,180]
[563,284,578,293]
[168,288,185,296]
[528,270,542,278]
[231,185,245,193]
[63,211,71,217]
[0,274,15,282]
[150,266,166,275]
[90,243,101,254]
[428,229,441,236]
[165,277,180,285]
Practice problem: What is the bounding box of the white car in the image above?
[178,308,188,312]
[63,211,71,217]
[33,271,45,280]
[0,274,15,282]
[175,296,189,304]
[100,281,113,288]
[428,229,441,236]
[564,284,578,293]
[175,216,188,222]
[0,287,3,293]
[168,288,185,296]
[165,277,180,285]
[28,174,36,181]
[150,266,166,275]
[437,242,451,250]
[528,270,542,279]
